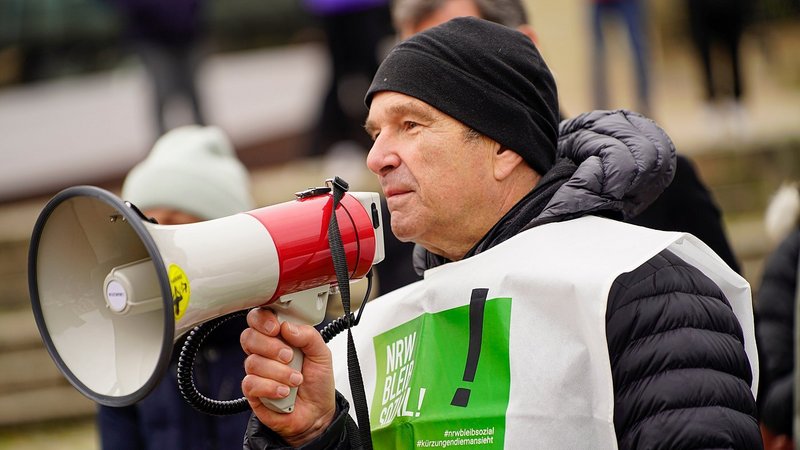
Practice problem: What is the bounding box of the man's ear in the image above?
[493,146,526,181]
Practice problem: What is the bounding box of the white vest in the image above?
[329,216,757,450]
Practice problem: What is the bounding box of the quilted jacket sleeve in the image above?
[243,392,357,450]
[606,249,761,449]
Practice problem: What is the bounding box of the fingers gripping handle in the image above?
[259,286,329,414]
[260,347,303,413]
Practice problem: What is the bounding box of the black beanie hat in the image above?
[365,16,559,175]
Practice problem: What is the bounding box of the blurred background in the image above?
[0,0,799,448]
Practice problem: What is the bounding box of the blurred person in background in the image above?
[302,0,395,182]
[754,182,800,450]
[393,0,534,40]
[686,0,752,138]
[388,0,742,276]
[300,0,423,297]
[107,0,208,141]
[97,125,254,450]
[588,0,651,117]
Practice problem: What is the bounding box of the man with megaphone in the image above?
[240,17,761,450]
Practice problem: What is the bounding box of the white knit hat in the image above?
[764,182,800,246]
[122,126,255,220]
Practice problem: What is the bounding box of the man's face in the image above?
[399,0,482,39]
[365,91,497,259]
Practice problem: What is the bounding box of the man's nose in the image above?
[366,135,400,176]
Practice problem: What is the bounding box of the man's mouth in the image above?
[384,188,411,199]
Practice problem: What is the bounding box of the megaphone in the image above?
[28,182,384,412]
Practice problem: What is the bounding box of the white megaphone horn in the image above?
[28,180,384,413]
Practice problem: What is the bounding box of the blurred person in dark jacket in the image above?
[755,182,800,450]
[302,0,394,164]
[589,0,651,116]
[686,0,752,138]
[97,125,253,450]
[108,0,208,139]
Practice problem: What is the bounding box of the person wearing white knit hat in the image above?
[122,124,255,223]
[97,125,255,450]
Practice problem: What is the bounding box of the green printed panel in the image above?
[371,295,511,449]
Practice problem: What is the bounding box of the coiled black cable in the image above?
[176,268,374,416]
[319,268,372,343]
[176,310,250,415]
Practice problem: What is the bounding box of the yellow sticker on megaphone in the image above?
[168,264,191,321]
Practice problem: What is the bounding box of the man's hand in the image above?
[240,308,336,447]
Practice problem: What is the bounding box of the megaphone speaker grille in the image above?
[28,186,174,406]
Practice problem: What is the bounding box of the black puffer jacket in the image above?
[244,110,761,449]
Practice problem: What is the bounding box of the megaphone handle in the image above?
[258,286,330,413]
[259,344,303,413]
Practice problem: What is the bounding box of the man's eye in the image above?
[404,121,419,131]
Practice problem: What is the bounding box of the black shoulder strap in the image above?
[327,177,373,450]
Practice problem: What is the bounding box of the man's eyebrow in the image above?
[389,101,437,123]
[364,101,438,135]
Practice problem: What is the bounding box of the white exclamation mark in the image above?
[416,388,426,417]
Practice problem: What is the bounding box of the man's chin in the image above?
[389,220,417,244]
